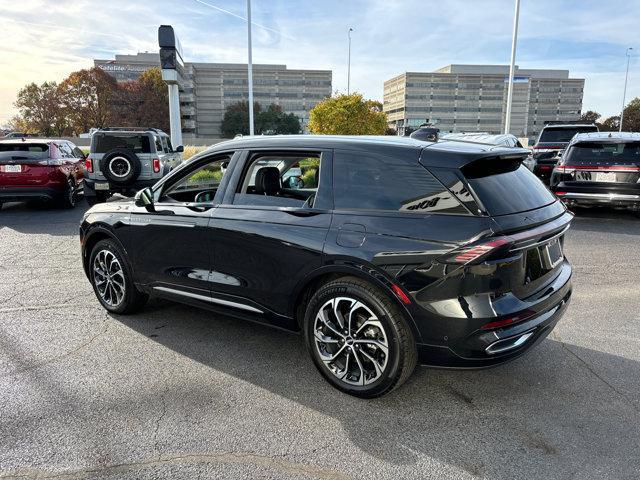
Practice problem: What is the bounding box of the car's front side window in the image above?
[159,155,231,204]
[233,152,321,208]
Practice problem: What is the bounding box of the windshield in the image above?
[463,160,556,216]
[538,126,598,144]
[93,134,152,154]
[564,141,640,166]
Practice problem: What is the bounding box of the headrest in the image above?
[255,167,281,195]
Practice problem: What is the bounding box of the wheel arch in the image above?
[82,226,128,279]
[290,263,422,342]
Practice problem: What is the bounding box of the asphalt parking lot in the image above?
[0,201,638,480]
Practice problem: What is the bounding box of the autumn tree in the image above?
[14,81,69,136]
[58,67,118,134]
[621,97,640,131]
[220,101,301,137]
[579,110,601,124]
[308,93,388,135]
[599,115,620,131]
[111,68,169,131]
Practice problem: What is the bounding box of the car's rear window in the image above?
[564,141,640,166]
[0,143,49,160]
[538,126,598,144]
[463,159,556,216]
[93,134,152,154]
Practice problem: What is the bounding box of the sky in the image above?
[1,0,640,126]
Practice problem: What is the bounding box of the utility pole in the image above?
[247,0,254,135]
[504,0,521,135]
[347,27,353,94]
[620,47,633,132]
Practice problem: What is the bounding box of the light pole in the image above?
[619,47,633,132]
[504,0,521,135]
[347,27,353,94]
[247,0,254,135]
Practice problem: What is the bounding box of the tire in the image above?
[89,239,148,314]
[304,276,417,398]
[59,178,77,209]
[99,148,141,186]
[86,192,109,206]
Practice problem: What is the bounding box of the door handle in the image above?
[283,208,322,217]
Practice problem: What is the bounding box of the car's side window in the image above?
[161,137,170,153]
[159,155,231,204]
[333,150,468,214]
[154,135,163,154]
[233,152,321,208]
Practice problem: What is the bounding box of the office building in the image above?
[95,53,332,139]
[383,64,585,139]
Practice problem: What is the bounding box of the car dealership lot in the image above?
[0,202,638,480]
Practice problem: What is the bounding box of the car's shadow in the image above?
[567,206,640,235]
[0,201,90,235]
[110,298,640,479]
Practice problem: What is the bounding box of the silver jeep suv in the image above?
[83,127,182,205]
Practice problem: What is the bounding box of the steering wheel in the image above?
[194,190,216,203]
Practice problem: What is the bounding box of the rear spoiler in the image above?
[419,146,530,169]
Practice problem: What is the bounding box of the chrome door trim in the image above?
[153,286,263,313]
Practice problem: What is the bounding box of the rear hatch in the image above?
[553,140,640,195]
[89,133,154,180]
[423,151,572,300]
[0,143,53,187]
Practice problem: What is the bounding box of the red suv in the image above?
[0,139,85,209]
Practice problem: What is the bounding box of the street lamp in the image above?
[247,0,254,135]
[504,0,521,135]
[347,27,353,95]
[619,47,633,133]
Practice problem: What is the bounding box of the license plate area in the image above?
[1,165,22,173]
[576,171,617,182]
[525,238,564,281]
[94,182,110,191]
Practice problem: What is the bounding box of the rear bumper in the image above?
[84,178,158,197]
[556,191,640,208]
[416,261,572,368]
[0,186,64,202]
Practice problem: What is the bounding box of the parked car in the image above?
[0,138,84,209]
[83,127,182,205]
[532,123,599,182]
[80,135,573,398]
[2,132,31,139]
[551,131,640,216]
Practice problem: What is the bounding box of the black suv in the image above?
[532,123,599,182]
[80,135,573,397]
[551,131,640,215]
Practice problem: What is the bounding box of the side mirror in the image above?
[134,187,154,211]
[175,145,184,153]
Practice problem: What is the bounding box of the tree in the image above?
[220,101,301,137]
[600,116,620,132]
[58,67,118,134]
[14,81,70,136]
[579,110,601,124]
[621,97,640,132]
[308,93,388,135]
[110,68,169,131]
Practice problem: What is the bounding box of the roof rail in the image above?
[543,120,595,126]
[99,126,165,133]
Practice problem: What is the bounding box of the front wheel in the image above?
[89,239,148,314]
[304,276,417,398]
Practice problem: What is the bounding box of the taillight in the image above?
[85,156,93,173]
[446,237,511,265]
[555,191,567,196]
[153,158,161,173]
[481,310,536,330]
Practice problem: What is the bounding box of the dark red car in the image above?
[0,139,85,209]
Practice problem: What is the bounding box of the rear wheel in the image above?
[304,276,417,398]
[89,239,148,314]
[59,178,77,209]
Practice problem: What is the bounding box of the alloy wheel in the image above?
[313,296,389,386]
[93,249,126,307]
[108,156,131,178]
